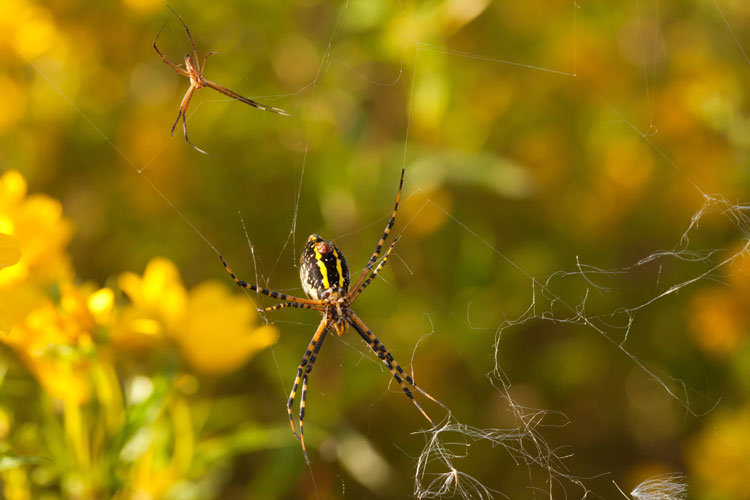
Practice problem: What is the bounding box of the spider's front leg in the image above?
[259,302,320,313]
[351,166,405,293]
[201,51,217,73]
[218,254,319,305]
[349,236,400,302]
[152,25,191,77]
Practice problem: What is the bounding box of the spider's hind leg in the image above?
[347,311,447,424]
[288,318,328,464]
[179,111,208,155]
[172,85,209,155]
[170,109,182,136]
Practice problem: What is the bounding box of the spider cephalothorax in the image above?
[219,167,446,463]
[183,54,203,88]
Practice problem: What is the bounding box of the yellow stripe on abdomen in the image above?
[333,248,344,288]
[313,246,331,290]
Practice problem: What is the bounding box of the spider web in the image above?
[14,0,750,498]
[398,3,749,498]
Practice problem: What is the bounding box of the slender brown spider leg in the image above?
[351,166,404,292]
[172,85,211,154]
[201,51,217,73]
[170,104,184,136]
[349,236,400,303]
[153,25,190,76]
[348,311,447,421]
[203,80,290,116]
[166,5,200,63]
[287,319,328,464]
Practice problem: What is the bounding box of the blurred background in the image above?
[0,0,749,498]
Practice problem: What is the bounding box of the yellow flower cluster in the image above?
[114,258,280,374]
[0,170,280,499]
[0,169,278,399]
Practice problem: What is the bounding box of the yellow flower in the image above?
[173,281,279,375]
[111,258,186,350]
[0,170,73,288]
[0,232,21,333]
[118,258,187,329]
[3,281,106,403]
[113,258,278,372]
[0,170,73,336]
[87,287,115,324]
[0,310,10,337]
[0,232,21,268]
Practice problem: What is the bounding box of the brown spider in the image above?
[219,167,447,463]
[153,6,289,154]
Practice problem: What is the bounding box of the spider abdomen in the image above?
[299,235,350,300]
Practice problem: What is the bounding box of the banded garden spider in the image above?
[153,6,289,154]
[219,167,446,463]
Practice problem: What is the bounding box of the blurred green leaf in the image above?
[0,453,44,470]
[410,149,534,199]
